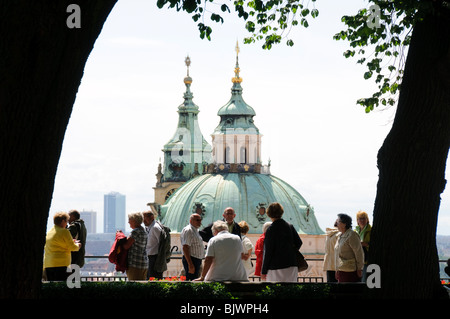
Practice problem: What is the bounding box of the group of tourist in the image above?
[181,203,303,282]
[323,211,371,283]
[43,205,372,284]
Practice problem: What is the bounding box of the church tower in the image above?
[149,57,212,215]
[211,42,263,174]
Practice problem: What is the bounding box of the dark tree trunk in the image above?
[0,0,117,298]
[369,8,450,299]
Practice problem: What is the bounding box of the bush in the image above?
[40,281,233,299]
[255,283,330,299]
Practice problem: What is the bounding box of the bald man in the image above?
[199,207,241,243]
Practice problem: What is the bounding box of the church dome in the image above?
[159,172,324,235]
[217,82,256,117]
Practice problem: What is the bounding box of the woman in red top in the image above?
[254,221,272,277]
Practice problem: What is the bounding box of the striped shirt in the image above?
[128,226,148,269]
[180,223,205,259]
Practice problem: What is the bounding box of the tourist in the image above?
[43,212,81,281]
[67,209,87,268]
[180,213,205,280]
[355,210,371,281]
[261,202,302,282]
[238,220,254,277]
[196,220,248,282]
[254,221,271,277]
[200,207,241,242]
[121,212,148,281]
[143,211,163,279]
[323,221,339,283]
[334,213,364,283]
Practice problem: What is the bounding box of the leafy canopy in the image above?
[156,0,439,112]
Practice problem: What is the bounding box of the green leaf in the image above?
[221,4,230,13]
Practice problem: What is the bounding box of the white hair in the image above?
[128,212,143,224]
[212,220,228,234]
[262,221,272,233]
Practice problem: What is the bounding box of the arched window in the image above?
[225,146,231,164]
[239,146,247,164]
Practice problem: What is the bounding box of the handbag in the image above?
[295,249,308,272]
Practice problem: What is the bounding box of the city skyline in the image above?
[47,0,450,235]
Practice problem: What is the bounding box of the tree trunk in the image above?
[369,9,450,299]
[0,0,117,298]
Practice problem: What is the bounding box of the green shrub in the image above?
[255,283,331,299]
[40,281,233,299]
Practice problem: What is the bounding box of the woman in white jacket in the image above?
[334,213,364,283]
[239,221,254,277]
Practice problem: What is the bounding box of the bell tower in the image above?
[211,42,262,173]
[149,56,212,215]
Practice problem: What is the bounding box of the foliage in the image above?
[156,0,319,49]
[333,0,438,113]
[255,283,330,299]
[155,0,447,113]
[40,281,233,299]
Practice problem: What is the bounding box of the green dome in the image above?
[159,172,324,235]
[217,82,256,117]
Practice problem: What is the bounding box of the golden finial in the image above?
[232,41,243,83]
[184,55,192,85]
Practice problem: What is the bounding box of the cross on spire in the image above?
[184,55,192,85]
[185,55,191,77]
[233,41,243,83]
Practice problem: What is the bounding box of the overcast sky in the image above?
[48,0,450,235]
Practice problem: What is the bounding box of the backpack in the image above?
[154,221,172,272]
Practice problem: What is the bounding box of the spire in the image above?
[181,55,196,111]
[232,41,243,84]
[161,55,212,183]
[217,42,255,116]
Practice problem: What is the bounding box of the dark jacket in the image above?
[199,220,241,242]
[68,219,87,267]
[261,219,302,275]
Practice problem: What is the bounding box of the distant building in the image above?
[80,210,97,234]
[104,192,126,233]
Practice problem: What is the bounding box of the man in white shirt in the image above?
[196,220,248,282]
[143,211,163,279]
[180,213,205,280]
